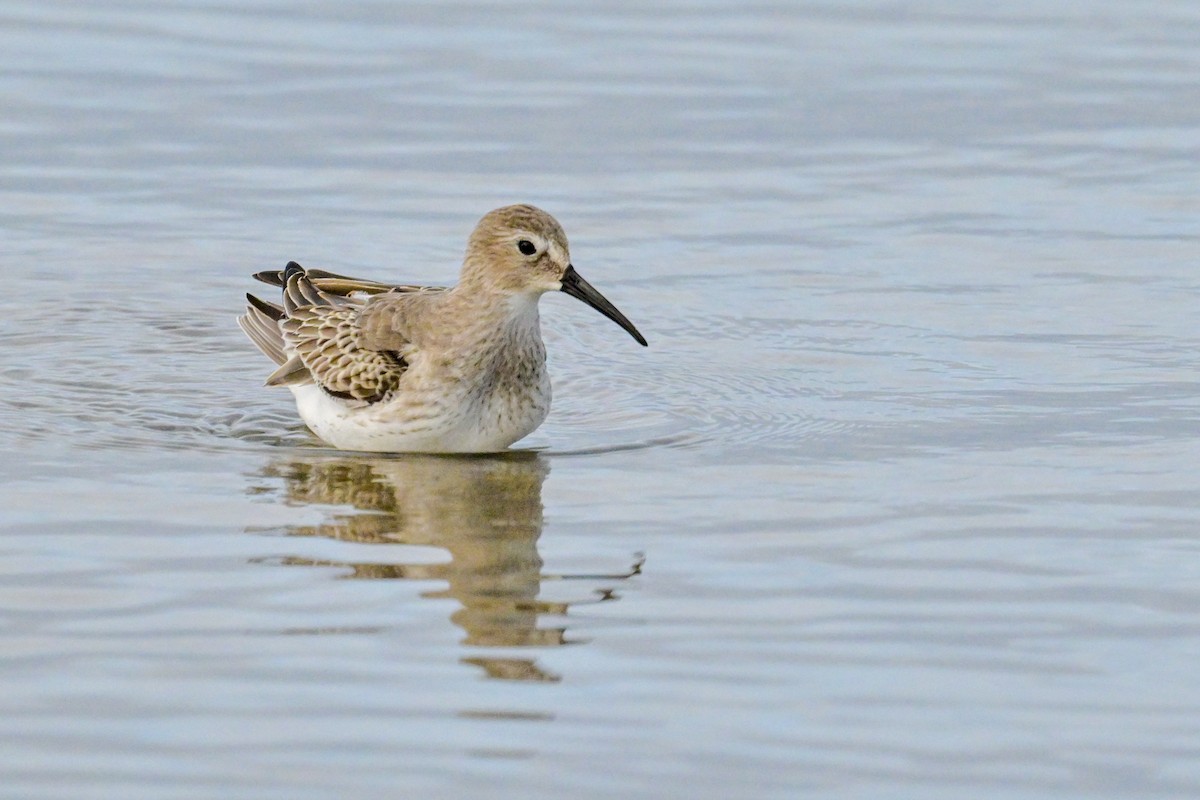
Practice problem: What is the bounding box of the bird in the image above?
[238,204,647,453]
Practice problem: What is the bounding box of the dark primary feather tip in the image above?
[246,292,285,321]
[253,270,285,287]
[284,261,305,281]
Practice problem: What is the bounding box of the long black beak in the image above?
[559,265,648,346]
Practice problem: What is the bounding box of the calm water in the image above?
[2,1,1200,798]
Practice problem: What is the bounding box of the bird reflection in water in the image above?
[257,452,641,682]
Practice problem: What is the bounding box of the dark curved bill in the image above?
[560,265,648,346]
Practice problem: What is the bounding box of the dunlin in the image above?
[238,204,647,452]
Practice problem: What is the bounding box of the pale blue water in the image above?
[2,2,1200,798]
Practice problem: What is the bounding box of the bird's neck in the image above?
[443,284,543,349]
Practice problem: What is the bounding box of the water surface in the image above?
[2,2,1200,798]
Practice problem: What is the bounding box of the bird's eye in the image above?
[517,239,537,256]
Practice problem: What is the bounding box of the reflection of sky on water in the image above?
[1,1,1199,797]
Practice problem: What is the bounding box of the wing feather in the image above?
[277,270,411,403]
[255,263,428,297]
[239,294,288,366]
[264,355,311,386]
[242,261,448,404]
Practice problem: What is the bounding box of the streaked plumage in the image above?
[238,204,646,453]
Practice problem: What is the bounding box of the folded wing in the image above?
[239,261,439,405]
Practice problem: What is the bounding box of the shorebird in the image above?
[238,204,647,452]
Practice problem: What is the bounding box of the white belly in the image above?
[289,377,550,453]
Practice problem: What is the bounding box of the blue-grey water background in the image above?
[2,2,1199,798]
